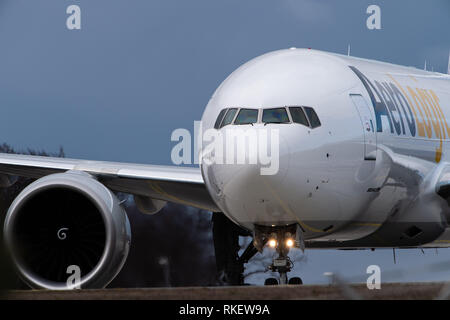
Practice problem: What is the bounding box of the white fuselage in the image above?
[200,49,450,248]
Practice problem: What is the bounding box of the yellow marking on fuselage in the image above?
[408,86,433,138]
[430,89,450,137]
[418,89,444,162]
[418,89,442,138]
[422,89,446,140]
[388,75,445,163]
[388,75,426,137]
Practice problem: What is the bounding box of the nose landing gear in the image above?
[254,224,304,285]
[212,212,304,286]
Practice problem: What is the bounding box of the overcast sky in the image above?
[1,0,450,285]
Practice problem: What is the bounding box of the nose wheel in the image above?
[264,276,303,285]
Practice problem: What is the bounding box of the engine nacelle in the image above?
[3,171,131,290]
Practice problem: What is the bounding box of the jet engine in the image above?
[3,171,131,290]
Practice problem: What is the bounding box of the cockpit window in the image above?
[289,107,309,127]
[215,106,320,129]
[304,107,321,128]
[214,109,228,129]
[234,109,259,125]
[262,108,289,124]
[220,108,238,128]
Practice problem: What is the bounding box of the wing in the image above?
[0,153,219,211]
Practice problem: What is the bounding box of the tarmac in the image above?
[3,282,449,300]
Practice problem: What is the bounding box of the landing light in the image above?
[286,239,294,248]
[268,239,277,248]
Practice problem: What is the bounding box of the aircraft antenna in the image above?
[347,44,351,56]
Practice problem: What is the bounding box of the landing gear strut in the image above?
[268,244,293,285]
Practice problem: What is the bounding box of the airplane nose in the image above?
[202,125,292,227]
